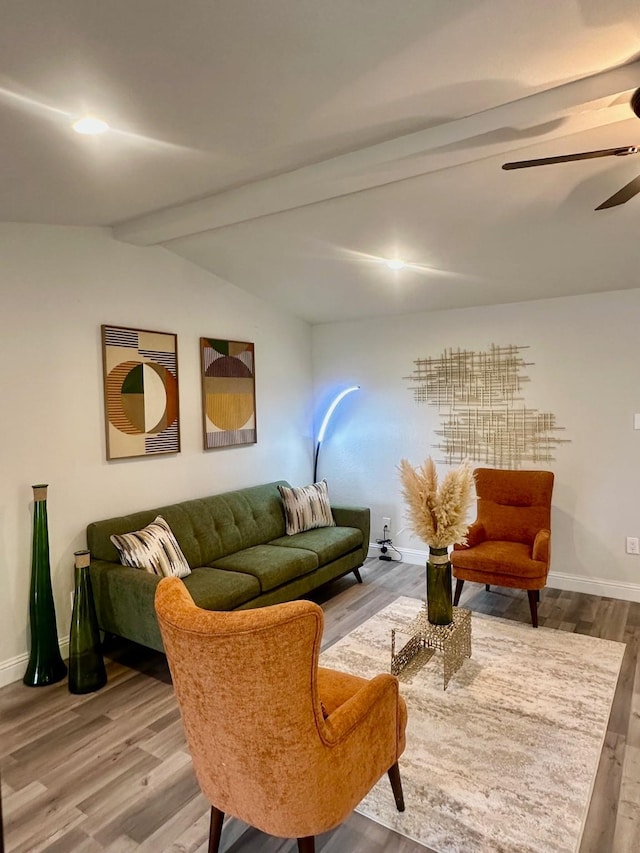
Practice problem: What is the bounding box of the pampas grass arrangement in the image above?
[398,456,475,549]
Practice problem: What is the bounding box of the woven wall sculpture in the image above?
[405,344,569,467]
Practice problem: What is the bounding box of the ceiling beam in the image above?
[113,62,640,246]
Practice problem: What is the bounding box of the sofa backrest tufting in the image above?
[87,481,289,568]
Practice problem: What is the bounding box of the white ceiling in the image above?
[3,1,640,324]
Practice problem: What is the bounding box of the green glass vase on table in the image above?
[399,457,474,625]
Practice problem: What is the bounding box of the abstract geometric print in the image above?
[200,338,256,449]
[102,325,180,459]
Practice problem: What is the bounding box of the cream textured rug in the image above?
[320,597,625,853]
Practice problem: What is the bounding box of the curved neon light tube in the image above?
[313,385,360,481]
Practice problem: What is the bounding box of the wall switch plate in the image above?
[626,536,640,555]
[634,414,640,430]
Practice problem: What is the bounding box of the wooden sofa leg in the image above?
[208,806,224,853]
[485,584,490,592]
[353,568,363,584]
[297,836,315,852]
[527,590,539,628]
[387,762,405,812]
[453,578,464,606]
[101,631,117,651]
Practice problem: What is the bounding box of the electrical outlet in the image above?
[626,536,640,555]
[382,516,391,534]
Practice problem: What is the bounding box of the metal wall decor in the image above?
[405,344,569,468]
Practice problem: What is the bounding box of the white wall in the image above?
[312,289,640,601]
[0,223,314,684]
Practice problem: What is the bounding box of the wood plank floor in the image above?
[1,557,639,852]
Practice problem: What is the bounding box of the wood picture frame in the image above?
[200,338,257,450]
[102,324,180,460]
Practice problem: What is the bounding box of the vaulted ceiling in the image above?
[3,1,640,323]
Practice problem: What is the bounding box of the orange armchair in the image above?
[451,468,554,627]
[154,578,407,853]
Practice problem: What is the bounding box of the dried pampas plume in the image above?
[398,457,474,548]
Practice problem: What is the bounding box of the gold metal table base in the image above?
[391,605,472,690]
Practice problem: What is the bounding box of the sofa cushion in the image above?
[269,526,363,566]
[110,516,191,578]
[211,544,318,592]
[278,480,335,535]
[182,567,261,610]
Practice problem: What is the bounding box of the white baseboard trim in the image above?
[546,571,640,603]
[368,543,640,603]
[367,542,425,564]
[0,636,69,689]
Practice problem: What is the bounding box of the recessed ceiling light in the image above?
[385,259,406,270]
[72,116,109,135]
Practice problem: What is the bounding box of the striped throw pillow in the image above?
[110,516,191,578]
[278,480,336,536]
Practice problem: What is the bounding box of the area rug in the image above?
[320,597,625,853]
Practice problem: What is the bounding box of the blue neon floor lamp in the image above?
[313,386,360,482]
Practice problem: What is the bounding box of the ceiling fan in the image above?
[502,88,640,210]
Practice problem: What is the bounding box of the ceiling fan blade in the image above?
[502,147,638,170]
[595,173,640,210]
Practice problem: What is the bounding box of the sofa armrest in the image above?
[89,559,165,651]
[331,505,370,564]
[532,529,551,564]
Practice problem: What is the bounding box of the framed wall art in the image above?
[200,338,257,449]
[102,325,180,460]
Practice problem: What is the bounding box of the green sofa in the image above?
[87,481,370,652]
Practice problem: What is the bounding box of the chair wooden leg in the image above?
[387,761,405,812]
[527,590,539,628]
[208,806,224,853]
[297,837,315,852]
[353,567,363,584]
[453,578,464,606]
[536,589,540,602]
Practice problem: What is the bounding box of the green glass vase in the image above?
[426,546,453,626]
[68,550,107,694]
[23,484,67,686]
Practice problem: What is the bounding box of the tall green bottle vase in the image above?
[68,550,107,694]
[23,484,67,686]
[426,546,454,626]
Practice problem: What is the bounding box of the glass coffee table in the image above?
[391,605,472,690]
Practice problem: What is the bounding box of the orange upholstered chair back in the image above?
[155,579,341,837]
[474,468,554,545]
